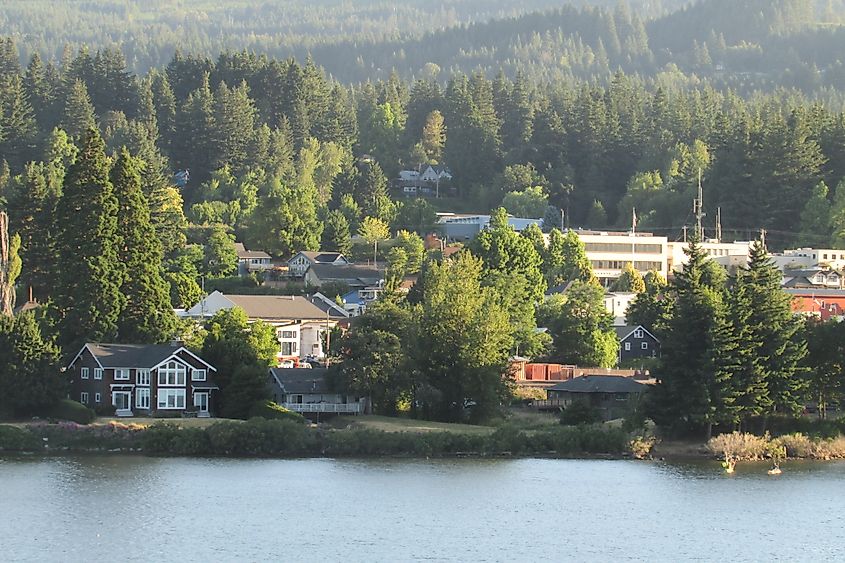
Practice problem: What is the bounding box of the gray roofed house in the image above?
[304,263,385,289]
[268,368,364,416]
[73,343,216,370]
[614,325,660,363]
[235,243,273,276]
[67,343,217,418]
[546,375,649,421]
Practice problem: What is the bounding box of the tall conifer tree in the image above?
[53,129,124,349]
[112,149,177,343]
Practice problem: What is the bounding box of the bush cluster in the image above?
[46,399,96,425]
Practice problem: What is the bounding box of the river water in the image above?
[1,455,843,562]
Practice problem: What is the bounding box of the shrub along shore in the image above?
[0,418,642,459]
[3,418,844,463]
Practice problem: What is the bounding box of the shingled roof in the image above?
[547,375,647,394]
[71,343,215,370]
[269,368,331,395]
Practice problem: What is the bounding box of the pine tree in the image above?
[322,209,352,255]
[112,149,177,343]
[647,238,732,437]
[626,271,671,335]
[61,80,97,138]
[24,53,58,130]
[0,311,64,417]
[53,129,125,349]
[213,80,257,173]
[0,211,21,316]
[796,181,831,247]
[0,74,37,171]
[741,242,808,417]
[9,163,57,300]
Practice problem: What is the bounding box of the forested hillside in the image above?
[5,0,845,92]
[1,0,682,76]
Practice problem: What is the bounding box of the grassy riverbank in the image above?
[0,417,637,458]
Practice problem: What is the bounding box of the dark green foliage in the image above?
[0,311,64,418]
[560,401,602,426]
[53,129,125,350]
[203,225,238,277]
[248,400,307,423]
[46,399,96,424]
[321,209,352,255]
[112,149,177,342]
[0,425,40,450]
[200,308,275,419]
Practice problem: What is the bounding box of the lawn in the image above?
[346,415,495,435]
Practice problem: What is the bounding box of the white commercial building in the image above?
[571,230,669,282]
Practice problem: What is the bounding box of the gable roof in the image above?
[614,325,659,342]
[269,368,331,394]
[547,375,647,394]
[70,343,216,371]
[291,251,347,264]
[225,294,334,321]
[307,263,384,285]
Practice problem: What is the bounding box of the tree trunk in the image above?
[0,212,15,316]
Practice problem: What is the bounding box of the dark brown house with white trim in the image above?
[67,343,218,417]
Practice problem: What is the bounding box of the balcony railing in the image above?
[282,403,362,413]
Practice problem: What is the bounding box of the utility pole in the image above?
[682,225,688,243]
[760,228,767,250]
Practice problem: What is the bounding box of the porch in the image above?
[282,402,362,414]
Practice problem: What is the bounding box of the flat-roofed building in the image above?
[572,230,669,282]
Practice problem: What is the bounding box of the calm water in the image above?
[1,455,843,562]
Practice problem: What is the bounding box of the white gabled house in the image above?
[182,291,348,365]
[287,251,350,277]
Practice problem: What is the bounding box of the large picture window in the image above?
[136,388,150,409]
[157,389,186,409]
[158,361,186,386]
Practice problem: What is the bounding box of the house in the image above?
[235,243,273,276]
[304,263,384,290]
[544,375,649,421]
[287,251,350,277]
[615,325,660,363]
[420,165,452,183]
[183,291,347,364]
[782,267,843,290]
[268,368,364,417]
[67,343,217,417]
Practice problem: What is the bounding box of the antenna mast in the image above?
[693,167,706,240]
[716,207,722,243]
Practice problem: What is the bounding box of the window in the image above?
[136,388,150,409]
[158,361,186,386]
[157,389,186,409]
[137,369,150,386]
[115,369,130,381]
[80,392,89,404]
[281,341,298,356]
[634,329,644,339]
[192,369,207,382]
[94,368,103,380]
[641,342,649,350]
[624,342,631,351]
[81,367,89,380]
[281,330,296,339]
[95,393,101,403]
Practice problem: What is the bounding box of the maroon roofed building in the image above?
[67,343,217,418]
